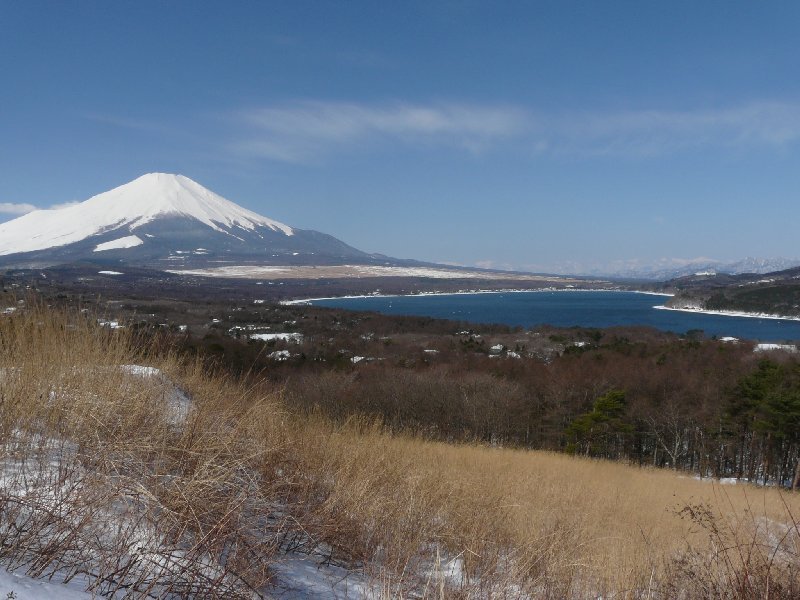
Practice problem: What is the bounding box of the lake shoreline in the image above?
[654,305,800,322]
[283,289,800,342]
[281,287,674,306]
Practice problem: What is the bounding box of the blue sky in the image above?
[1,1,799,273]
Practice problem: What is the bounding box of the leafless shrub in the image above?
[665,489,800,599]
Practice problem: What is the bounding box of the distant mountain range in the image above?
[575,257,800,281]
[0,173,384,269]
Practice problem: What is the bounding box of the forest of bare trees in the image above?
[254,329,800,488]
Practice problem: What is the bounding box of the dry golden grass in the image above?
[1,301,798,598]
[288,418,800,597]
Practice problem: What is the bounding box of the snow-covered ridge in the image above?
[0,173,294,256]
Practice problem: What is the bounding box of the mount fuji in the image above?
[0,173,378,268]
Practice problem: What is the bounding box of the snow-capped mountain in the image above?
[724,257,800,275]
[572,257,800,281]
[0,173,373,268]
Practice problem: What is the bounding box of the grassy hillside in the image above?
[1,305,799,597]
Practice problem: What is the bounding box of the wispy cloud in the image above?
[0,202,37,215]
[229,99,800,163]
[554,101,800,156]
[0,200,82,216]
[232,101,529,162]
[48,201,81,210]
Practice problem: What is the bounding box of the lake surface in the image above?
[310,291,800,342]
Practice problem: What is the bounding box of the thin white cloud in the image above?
[230,99,800,163]
[0,200,82,216]
[0,202,37,215]
[553,101,800,156]
[245,101,526,138]
[48,201,82,210]
[233,101,529,162]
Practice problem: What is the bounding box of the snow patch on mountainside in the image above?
[0,173,294,256]
[93,235,144,252]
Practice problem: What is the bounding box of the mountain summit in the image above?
[0,173,372,268]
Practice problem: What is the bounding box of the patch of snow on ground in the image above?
[655,305,800,322]
[353,265,490,279]
[120,365,162,377]
[0,363,392,599]
[97,270,124,275]
[250,333,304,343]
[0,567,93,599]
[270,554,373,599]
[120,365,190,425]
[755,343,798,353]
[168,264,578,282]
[93,235,144,252]
[421,553,466,594]
[97,319,124,329]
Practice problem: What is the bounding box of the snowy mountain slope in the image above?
[0,173,373,267]
[0,173,293,256]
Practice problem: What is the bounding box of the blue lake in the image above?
[310,291,800,342]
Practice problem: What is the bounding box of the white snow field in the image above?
[755,343,799,353]
[654,304,800,321]
[249,332,304,343]
[0,567,92,599]
[93,235,144,252]
[0,173,294,256]
[169,264,577,281]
